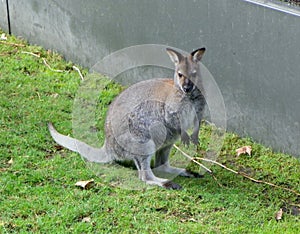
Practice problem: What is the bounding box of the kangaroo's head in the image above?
[166,47,205,94]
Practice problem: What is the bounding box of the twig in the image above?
[174,144,222,187]
[194,156,238,175]
[42,58,64,73]
[36,92,41,100]
[193,156,300,196]
[0,41,25,47]
[210,173,224,188]
[21,51,64,73]
[238,172,300,196]
[73,65,84,81]
[174,145,300,196]
[21,51,40,58]
[173,144,212,173]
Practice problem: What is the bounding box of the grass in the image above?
[0,30,299,233]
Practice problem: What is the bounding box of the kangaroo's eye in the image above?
[178,72,183,78]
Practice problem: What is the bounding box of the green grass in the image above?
[1,30,299,233]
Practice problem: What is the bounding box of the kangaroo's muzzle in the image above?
[182,79,195,93]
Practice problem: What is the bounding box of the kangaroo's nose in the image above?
[183,85,193,93]
[182,79,194,93]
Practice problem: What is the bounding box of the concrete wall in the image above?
[0,0,8,32]
[1,0,300,157]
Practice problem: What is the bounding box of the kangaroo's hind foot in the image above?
[133,156,182,190]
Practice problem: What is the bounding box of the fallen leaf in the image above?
[0,33,7,40]
[8,158,13,165]
[75,179,95,189]
[81,217,91,223]
[188,218,197,222]
[180,218,197,223]
[236,146,252,156]
[275,208,283,221]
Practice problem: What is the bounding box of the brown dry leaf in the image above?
[75,179,95,189]
[236,146,252,156]
[275,208,283,221]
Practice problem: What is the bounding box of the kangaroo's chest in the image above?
[165,97,198,130]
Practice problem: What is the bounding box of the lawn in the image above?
[0,30,299,233]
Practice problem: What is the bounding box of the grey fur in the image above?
[49,48,206,189]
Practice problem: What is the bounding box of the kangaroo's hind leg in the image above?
[133,155,182,190]
[154,145,202,178]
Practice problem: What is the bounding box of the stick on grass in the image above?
[0,40,25,47]
[174,144,300,196]
[72,65,84,81]
[21,51,64,73]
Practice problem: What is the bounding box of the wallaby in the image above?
[49,47,206,189]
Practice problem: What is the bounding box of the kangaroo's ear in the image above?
[166,48,184,64]
[191,47,206,63]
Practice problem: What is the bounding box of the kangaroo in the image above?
[49,47,206,189]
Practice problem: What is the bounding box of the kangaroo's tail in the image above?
[48,123,111,163]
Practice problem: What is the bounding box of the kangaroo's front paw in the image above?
[191,133,199,145]
[163,181,182,190]
[181,131,190,146]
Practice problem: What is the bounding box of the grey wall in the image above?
[1,0,300,157]
[0,0,8,32]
